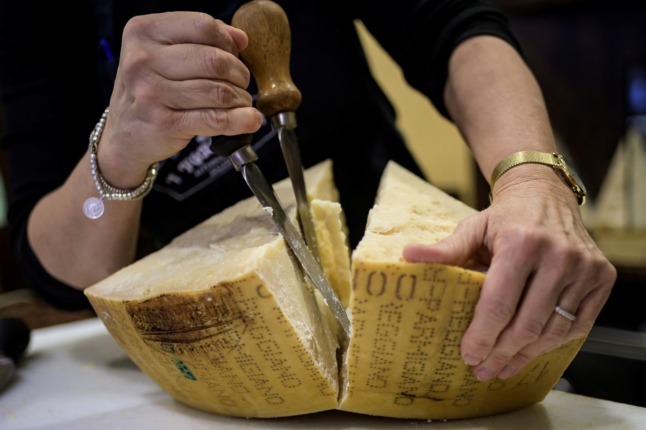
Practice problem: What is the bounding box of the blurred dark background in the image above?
[483,0,646,203]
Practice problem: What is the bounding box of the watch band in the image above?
[489,150,586,205]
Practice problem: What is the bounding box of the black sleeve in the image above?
[17,221,91,311]
[0,0,103,310]
[351,0,522,119]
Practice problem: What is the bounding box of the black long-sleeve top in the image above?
[0,0,520,310]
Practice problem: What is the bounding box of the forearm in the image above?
[27,149,144,290]
[444,35,558,182]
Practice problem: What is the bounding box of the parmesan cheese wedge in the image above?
[85,160,343,418]
[85,159,585,420]
[339,161,584,419]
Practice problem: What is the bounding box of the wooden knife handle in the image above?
[232,0,301,117]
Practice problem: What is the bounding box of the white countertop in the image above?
[2,317,646,429]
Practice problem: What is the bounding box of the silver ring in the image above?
[554,305,577,322]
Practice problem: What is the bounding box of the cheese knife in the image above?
[232,0,321,264]
[209,134,351,338]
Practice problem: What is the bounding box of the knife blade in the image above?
[232,0,320,264]
[210,134,351,338]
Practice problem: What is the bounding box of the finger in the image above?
[495,278,612,380]
[145,44,251,89]
[100,105,263,168]
[474,252,572,373]
[182,106,264,137]
[561,272,614,341]
[403,215,489,266]
[489,240,616,378]
[460,235,537,369]
[153,78,253,111]
[129,12,245,55]
[141,106,264,141]
[496,313,572,380]
[477,287,576,381]
[496,294,585,380]
[223,25,248,54]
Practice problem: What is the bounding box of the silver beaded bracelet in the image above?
[82,107,159,220]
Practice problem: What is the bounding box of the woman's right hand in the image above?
[98,12,263,189]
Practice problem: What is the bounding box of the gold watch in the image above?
[489,151,587,205]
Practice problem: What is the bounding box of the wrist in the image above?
[490,163,580,207]
[98,121,158,190]
[96,145,154,190]
[489,150,586,206]
[83,107,159,220]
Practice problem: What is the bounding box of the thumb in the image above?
[402,215,487,267]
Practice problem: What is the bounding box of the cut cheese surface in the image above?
[311,199,351,307]
[339,161,584,419]
[353,160,476,262]
[85,159,586,420]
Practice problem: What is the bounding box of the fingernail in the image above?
[463,354,482,366]
[475,367,496,382]
[498,365,516,380]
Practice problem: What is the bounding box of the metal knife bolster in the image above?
[228,145,258,171]
[271,112,321,262]
[271,111,297,132]
[241,164,351,338]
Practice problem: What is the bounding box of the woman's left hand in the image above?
[403,164,616,381]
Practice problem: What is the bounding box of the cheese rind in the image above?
[339,260,584,419]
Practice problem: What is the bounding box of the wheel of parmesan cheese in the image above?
[84,159,585,419]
